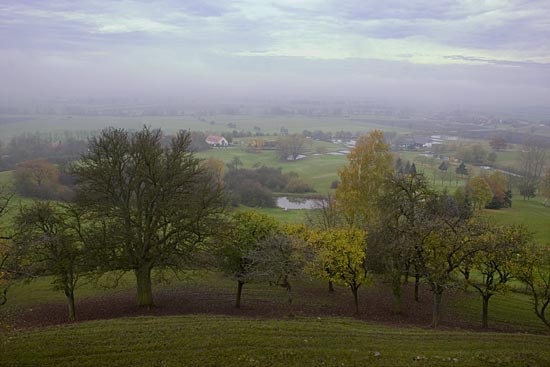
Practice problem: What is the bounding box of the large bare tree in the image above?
[72,126,225,307]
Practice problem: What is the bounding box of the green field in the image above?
[197,146,347,194]
[2,315,550,367]
[0,114,412,141]
[245,207,310,223]
[484,198,550,244]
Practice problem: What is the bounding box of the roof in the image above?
[205,135,227,144]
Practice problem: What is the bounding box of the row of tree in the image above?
[327,131,549,328]
[1,127,549,331]
[223,130,550,329]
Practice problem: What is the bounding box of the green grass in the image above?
[484,198,550,244]
[1,273,135,309]
[493,150,521,168]
[243,207,311,224]
[2,270,550,366]
[2,315,550,367]
[197,146,347,194]
[0,171,36,227]
[448,288,547,333]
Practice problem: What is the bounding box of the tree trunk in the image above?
[391,275,402,313]
[414,273,420,302]
[286,282,294,317]
[432,290,443,328]
[482,294,491,329]
[351,287,359,315]
[235,280,244,308]
[1,287,8,306]
[64,287,76,321]
[287,283,293,306]
[535,300,550,328]
[135,264,154,307]
[403,263,410,284]
[328,280,334,293]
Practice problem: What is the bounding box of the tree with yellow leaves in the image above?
[467,176,493,210]
[336,130,393,228]
[306,227,369,315]
[218,210,280,308]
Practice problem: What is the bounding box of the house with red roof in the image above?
[205,135,228,148]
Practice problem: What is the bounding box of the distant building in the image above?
[205,135,228,148]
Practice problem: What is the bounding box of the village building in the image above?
[205,135,228,148]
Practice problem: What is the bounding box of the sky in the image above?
[1,0,550,107]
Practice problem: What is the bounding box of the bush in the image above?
[224,166,314,207]
[230,179,275,207]
[285,177,315,193]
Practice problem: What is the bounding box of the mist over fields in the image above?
[3,2,550,366]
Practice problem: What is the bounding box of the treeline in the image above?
[0,132,90,171]
[1,128,549,332]
[0,130,235,169]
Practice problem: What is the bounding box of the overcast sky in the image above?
[1,0,550,107]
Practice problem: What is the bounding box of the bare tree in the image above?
[72,126,225,308]
[276,134,306,161]
[520,137,546,179]
[518,137,546,200]
[246,233,305,313]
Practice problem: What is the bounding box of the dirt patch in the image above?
[5,280,516,333]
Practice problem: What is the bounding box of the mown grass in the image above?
[3,268,547,333]
[2,315,550,367]
[243,207,310,224]
[484,198,550,244]
[447,288,547,333]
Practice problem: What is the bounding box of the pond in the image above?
[276,196,319,210]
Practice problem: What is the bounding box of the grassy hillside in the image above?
[2,315,550,367]
[484,198,550,244]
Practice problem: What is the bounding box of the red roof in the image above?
[206,135,226,144]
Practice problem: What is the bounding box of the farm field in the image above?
[0,113,413,141]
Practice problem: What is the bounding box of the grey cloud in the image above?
[1,0,549,108]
